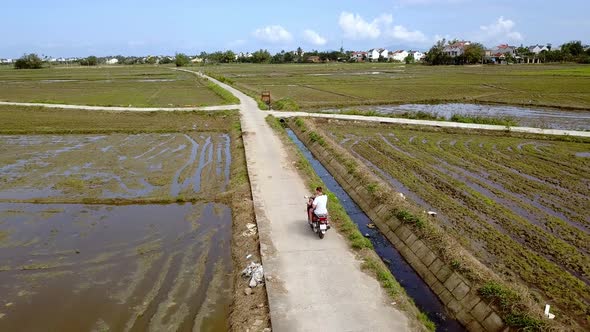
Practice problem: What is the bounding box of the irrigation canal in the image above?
[287,129,465,332]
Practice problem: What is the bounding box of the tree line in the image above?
[424,39,590,65]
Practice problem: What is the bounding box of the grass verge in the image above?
[266,115,435,332]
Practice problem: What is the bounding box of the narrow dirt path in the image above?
[179,69,412,331]
[0,101,239,112]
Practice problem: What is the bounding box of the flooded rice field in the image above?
[0,203,231,331]
[0,133,235,331]
[322,120,590,324]
[324,103,590,131]
[0,133,231,201]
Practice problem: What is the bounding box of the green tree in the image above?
[14,53,43,69]
[175,53,190,67]
[463,43,485,64]
[80,56,98,66]
[404,54,415,64]
[561,41,584,56]
[251,49,271,63]
[424,39,451,65]
[284,51,294,63]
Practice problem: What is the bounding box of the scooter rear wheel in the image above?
[319,231,325,239]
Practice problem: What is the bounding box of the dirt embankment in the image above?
[226,125,271,331]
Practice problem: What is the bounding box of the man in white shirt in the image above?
[307,186,328,223]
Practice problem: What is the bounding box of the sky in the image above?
[1,0,589,58]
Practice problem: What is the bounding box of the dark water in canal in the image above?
[286,129,465,332]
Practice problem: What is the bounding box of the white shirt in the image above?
[313,194,328,215]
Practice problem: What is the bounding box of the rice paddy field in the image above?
[0,65,228,107]
[314,118,590,326]
[204,63,590,110]
[0,108,268,331]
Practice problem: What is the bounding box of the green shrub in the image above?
[14,53,43,69]
[272,97,300,111]
[450,114,518,127]
[478,282,544,330]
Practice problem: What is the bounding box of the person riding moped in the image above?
[307,186,329,227]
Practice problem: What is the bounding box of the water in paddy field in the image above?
[0,202,232,332]
[324,103,590,131]
[286,129,465,332]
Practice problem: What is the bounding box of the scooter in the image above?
[306,196,330,239]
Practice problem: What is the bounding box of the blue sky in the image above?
[1,0,589,57]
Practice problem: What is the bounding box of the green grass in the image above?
[0,105,238,134]
[202,63,590,110]
[0,65,229,107]
[449,113,518,126]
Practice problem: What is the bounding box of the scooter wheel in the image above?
[319,232,325,239]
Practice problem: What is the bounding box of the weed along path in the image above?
[186,69,412,331]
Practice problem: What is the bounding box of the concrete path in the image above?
[0,101,239,112]
[183,69,411,331]
[270,111,590,138]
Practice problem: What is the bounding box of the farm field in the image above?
[204,63,590,110]
[0,108,267,331]
[0,66,228,107]
[316,119,590,326]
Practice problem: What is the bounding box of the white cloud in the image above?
[386,25,428,43]
[339,12,391,40]
[303,29,327,46]
[253,25,293,43]
[478,16,523,42]
[339,11,427,44]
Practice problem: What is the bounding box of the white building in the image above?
[389,50,409,62]
[443,41,471,57]
[0,58,13,64]
[411,51,425,61]
[106,58,119,65]
[528,44,549,54]
[368,48,389,61]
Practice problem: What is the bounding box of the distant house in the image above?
[106,58,119,65]
[389,50,409,62]
[443,41,471,57]
[367,48,388,61]
[307,55,321,63]
[190,57,203,63]
[528,44,549,54]
[0,58,13,64]
[488,44,517,63]
[350,51,367,62]
[410,51,426,61]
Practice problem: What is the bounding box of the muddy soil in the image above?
[0,133,231,202]
[0,202,231,332]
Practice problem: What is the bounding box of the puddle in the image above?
[0,202,232,332]
[576,152,590,158]
[135,79,177,82]
[323,103,590,131]
[286,129,465,332]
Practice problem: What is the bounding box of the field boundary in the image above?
[0,101,239,112]
[287,117,569,331]
[271,111,590,138]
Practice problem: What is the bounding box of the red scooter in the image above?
[306,196,330,239]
